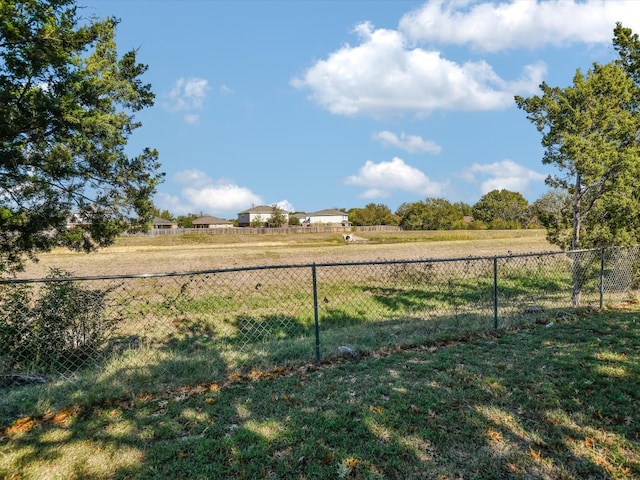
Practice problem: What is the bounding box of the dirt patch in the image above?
[16,231,557,278]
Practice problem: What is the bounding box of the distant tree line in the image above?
[346,189,564,230]
[153,188,571,232]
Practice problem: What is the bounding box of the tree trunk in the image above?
[572,174,582,307]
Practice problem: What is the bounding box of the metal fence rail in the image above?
[1,246,638,392]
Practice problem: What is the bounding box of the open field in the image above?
[18,229,556,278]
[2,307,639,479]
[3,232,639,478]
[2,232,628,411]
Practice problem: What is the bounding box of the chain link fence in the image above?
[1,246,639,394]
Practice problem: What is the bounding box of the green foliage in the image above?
[613,22,640,86]
[531,190,573,249]
[250,215,264,228]
[516,28,640,249]
[348,203,400,226]
[396,198,471,230]
[472,189,530,229]
[267,205,286,228]
[151,207,175,222]
[175,213,198,228]
[0,268,114,374]
[0,0,163,274]
[288,215,301,226]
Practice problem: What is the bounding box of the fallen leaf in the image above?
[487,427,503,441]
[135,392,154,403]
[529,446,543,461]
[6,417,37,435]
[506,462,519,473]
[52,405,80,426]
[345,457,359,468]
[191,384,207,395]
[321,452,334,465]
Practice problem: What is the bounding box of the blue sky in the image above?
[80,0,640,218]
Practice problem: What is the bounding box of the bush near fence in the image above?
[1,246,638,394]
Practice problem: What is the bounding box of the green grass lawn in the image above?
[2,306,639,479]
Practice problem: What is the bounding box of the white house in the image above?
[237,206,289,227]
[66,211,89,230]
[302,209,350,226]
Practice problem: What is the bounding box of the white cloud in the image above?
[292,21,545,117]
[183,114,201,125]
[154,192,193,216]
[220,84,235,96]
[160,169,263,215]
[345,157,447,198]
[173,169,213,188]
[182,184,262,213]
[399,0,640,52]
[372,130,442,154]
[164,77,209,123]
[274,199,295,212]
[462,159,546,194]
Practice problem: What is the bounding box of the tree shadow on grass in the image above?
[465,309,640,478]
[2,310,639,478]
[361,283,493,318]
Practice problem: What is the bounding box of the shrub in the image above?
[0,268,114,376]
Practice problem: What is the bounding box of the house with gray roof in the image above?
[300,209,350,226]
[192,215,233,228]
[237,205,289,227]
[152,217,178,230]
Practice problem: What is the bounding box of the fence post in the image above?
[599,247,605,309]
[493,257,498,330]
[312,263,321,364]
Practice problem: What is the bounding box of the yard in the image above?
[2,230,638,478]
[1,306,639,479]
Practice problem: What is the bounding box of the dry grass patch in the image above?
[18,229,555,277]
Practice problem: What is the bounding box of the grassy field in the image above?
[17,229,556,277]
[4,230,638,478]
[2,306,638,479]
[1,232,580,413]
